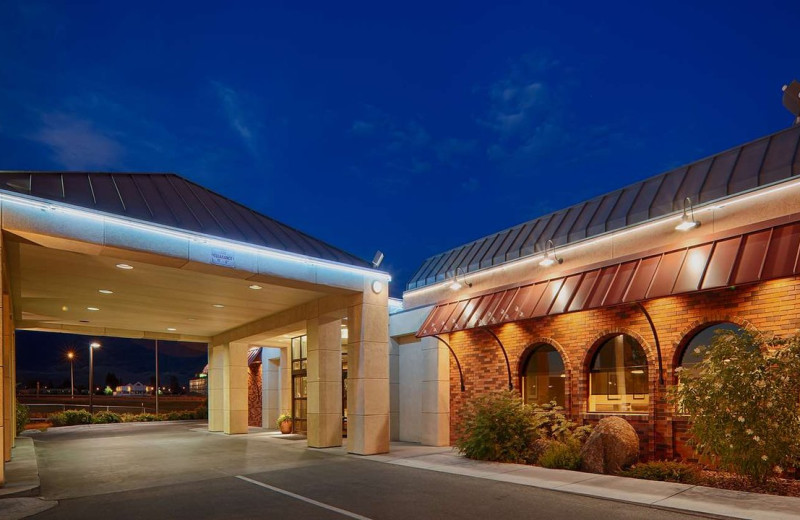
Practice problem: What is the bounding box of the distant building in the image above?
[189,374,207,395]
[114,382,152,396]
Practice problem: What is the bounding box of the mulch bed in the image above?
[697,470,800,497]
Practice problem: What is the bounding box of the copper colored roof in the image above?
[407,125,800,290]
[0,171,370,268]
[416,217,800,337]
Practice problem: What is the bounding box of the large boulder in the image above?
[580,416,639,474]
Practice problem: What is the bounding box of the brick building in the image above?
[388,124,800,460]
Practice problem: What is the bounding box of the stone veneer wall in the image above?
[448,275,800,461]
[248,364,262,427]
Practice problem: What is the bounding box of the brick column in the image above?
[420,336,450,446]
[307,316,342,447]
[347,283,389,455]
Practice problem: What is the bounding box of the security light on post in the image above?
[88,342,101,415]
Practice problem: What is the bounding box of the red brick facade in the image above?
[248,364,262,427]
[448,275,800,460]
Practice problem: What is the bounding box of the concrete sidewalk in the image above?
[0,435,57,520]
[360,443,800,520]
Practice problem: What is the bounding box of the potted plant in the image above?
[276,413,293,434]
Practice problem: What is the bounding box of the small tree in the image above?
[671,330,800,482]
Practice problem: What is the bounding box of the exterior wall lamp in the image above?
[539,239,563,267]
[449,267,472,291]
[675,197,701,231]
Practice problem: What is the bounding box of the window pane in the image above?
[523,345,565,407]
[679,323,744,367]
[589,334,649,413]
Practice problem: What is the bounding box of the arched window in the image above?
[589,334,648,413]
[679,322,745,369]
[522,344,565,407]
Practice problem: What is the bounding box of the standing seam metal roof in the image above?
[407,125,800,290]
[0,171,371,268]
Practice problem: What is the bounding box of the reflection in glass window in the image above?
[589,334,649,413]
[679,322,744,368]
[522,345,565,407]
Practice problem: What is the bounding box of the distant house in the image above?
[114,382,152,396]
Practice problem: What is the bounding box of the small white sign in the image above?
[211,249,236,268]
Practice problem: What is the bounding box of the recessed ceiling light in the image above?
[212,304,225,308]
[187,317,197,321]
[166,327,177,331]
[98,289,114,295]
[115,263,134,270]
[248,284,263,290]
[61,306,69,312]
[87,307,100,311]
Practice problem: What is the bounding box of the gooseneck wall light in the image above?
[449,267,472,291]
[539,239,563,267]
[675,197,701,231]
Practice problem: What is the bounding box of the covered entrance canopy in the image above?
[0,171,392,486]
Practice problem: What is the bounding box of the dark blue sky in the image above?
[1,1,798,295]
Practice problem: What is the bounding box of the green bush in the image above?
[48,409,93,427]
[93,411,122,424]
[670,330,800,482]
[622,461,701,483]
[16,403,30,435]
[164,410,197,421]
[455,391,536,463]
[530,401,592,446]
[194,401,208,419]
[121,413,160,422]
[538,440,582,470]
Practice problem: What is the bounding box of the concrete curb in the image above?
[0,437,41,499]
[359,443,800,520]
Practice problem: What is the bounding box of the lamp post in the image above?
[88,342,101,415]
[67,351,75,399]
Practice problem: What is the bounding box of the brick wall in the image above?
[248,364,262,427]
[448,275,800,460]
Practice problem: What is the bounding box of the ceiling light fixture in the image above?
[87,307,100,311]
[539,239,563,267]
[449,267,472,291]
[212,304,225,308]
[675,197,701,231]
[248,284,263,290]
[166,327,177,331]
[115,263,134,270]
[98,289,113,294]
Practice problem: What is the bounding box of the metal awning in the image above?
[416,217,800,337]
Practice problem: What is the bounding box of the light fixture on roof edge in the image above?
[449,267,472,291]
[675,197,701,231]
[539,239,563,267]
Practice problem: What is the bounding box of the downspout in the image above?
[432,334,466,392]
[635,302,665,386]
[479,328,513,391]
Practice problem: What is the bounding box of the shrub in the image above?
[622,461,701,483]
[48,409,93,427]
[530,401,592,446]
[164,410,197,421]
[455,391,535,463]
[670,330,800,482]
[538,440,582,470]
[16,403,30,435]
[121,413,160,422]
[194,400,208,419]
[93,411,122,424]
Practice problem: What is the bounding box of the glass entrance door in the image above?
[291,336,308,434]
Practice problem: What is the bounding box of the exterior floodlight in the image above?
[372,250,384,269]
[675,197,701,231]
[449,267,472,291]
[782,80,800,124]
[539,239,563,267]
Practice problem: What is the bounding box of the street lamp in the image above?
[88,342,101,415]
[67,351,75,399]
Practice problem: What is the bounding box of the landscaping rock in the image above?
[580,416,639,474]
[529,438,556,464]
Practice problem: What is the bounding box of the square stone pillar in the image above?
[207,344,225,432]
[279,347,291,417]
[347,283,389,455]
[420,336,450,446]
[0,295,5,487]
[223,342,249,434]
[261,348,280,429]
[307,316,342,448]
[389,338,400,441]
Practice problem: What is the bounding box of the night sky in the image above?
[2,1,799,383]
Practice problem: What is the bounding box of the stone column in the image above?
[389,338,400,441]
[420,336,450,446]
[2,294,11,460]
[347,282,389,455]
[0,267,5,486]
[279,347,291,417]
[207,344,225,432]
[307,316,342,448]
[261,348,280,429]
[223,342,249,434]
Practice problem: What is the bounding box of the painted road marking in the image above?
[236,475,373,520]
